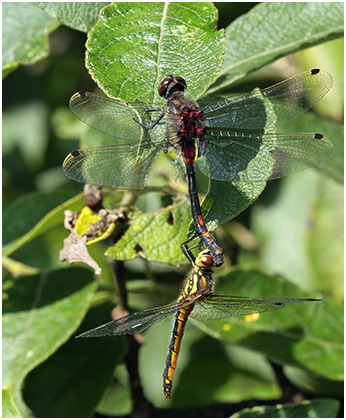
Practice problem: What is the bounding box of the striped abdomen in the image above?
[162,303,195,398]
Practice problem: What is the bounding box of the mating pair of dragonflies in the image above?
[64,69,331,397]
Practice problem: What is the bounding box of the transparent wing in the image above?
[70,91,162,142]
[197,132,333,182]
[202,69,333,129]
[62,140,161,189]
[66,91,180,188]
[191,295,321,322]
[70,91,181,145]
[76,301,189,338]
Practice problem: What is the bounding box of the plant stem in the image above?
[110,258,153,413]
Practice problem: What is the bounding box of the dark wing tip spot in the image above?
[78,91,87,97]
[274,302,284,307]
[314,133,324,140]
[311,68,320,75]
[71,150,81,157]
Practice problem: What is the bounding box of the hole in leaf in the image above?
[166,211,174,225]
[135,244,143,253]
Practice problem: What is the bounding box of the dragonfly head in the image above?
[195,249,214,268]
[159,76,187,99]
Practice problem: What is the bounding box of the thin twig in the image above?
[110,258,153,414]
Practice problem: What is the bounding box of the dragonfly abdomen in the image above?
[181,141,224,266]
[162,303,195,398]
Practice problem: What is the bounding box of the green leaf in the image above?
[308,177,344,300]
[96,365,132,416]
[231,398,340,418]
[2,388,31,418]
[3,101,49,170]
[196,268,343,380]
[201,176,266,232]
[86,2,225,102]
[284,366,344,398]
[139,319,281,407]
[251,170,343,301]
[22,303,125,417]
[106,198,191,265]
[3,267,95,415]
[173,339,280,405]
[280,112,343,183]
[194,82,276,232]
[36,2,110,33]
[2,256,40,278]
[2,3,58,78]
[3,191,84,256]
[210,2,344,93]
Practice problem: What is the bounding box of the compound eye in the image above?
[174,77,187,90]
[158,76,174,98]
[200,254,214,267]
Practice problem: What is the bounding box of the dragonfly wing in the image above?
[77,301,184,337]
[197,132,333,182]
[265,133,333,180]
[62,140,160,189]
[70,92,146,142]
[261,69,333,126]
[191,295,321,322]
[202,69,333,129]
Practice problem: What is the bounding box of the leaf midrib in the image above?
[153,1,169,105]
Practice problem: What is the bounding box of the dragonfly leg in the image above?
[144,106,165,112]
[197,137,208,157]
[180,235,199,264]
[133,111,165,130]
[134,99,163,113]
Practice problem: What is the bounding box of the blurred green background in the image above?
[3,2,343,418]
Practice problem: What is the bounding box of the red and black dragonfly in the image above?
[77,249,321,398]
[63,69,333,266]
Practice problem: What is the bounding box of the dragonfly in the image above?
[77,249,321,398]
[63,69,333,266]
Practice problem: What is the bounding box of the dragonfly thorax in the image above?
[166,97,205,144]
[180,265,213,302]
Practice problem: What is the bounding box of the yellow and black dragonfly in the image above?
[77,250,321,398]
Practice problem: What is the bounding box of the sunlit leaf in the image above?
[36,2,109,33]
[86,2,225,102]
[107,198,191,265]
